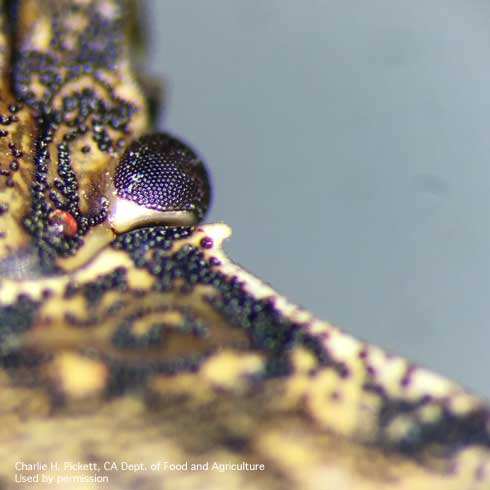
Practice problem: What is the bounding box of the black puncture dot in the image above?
[200,236,214,249]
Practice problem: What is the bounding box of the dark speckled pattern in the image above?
[0,2,488,489]
[1,0,146,270]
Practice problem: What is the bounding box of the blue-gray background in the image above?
[145,1,490,398]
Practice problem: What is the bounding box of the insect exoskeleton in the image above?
[108,133,211,233]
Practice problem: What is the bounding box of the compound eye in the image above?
[108,133,211,233]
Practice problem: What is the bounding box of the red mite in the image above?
[48,209,78,237]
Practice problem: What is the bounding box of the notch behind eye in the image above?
[108,133,211,233]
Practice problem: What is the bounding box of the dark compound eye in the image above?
[108,133,211,233]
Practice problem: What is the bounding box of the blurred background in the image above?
[144,1,490,398]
